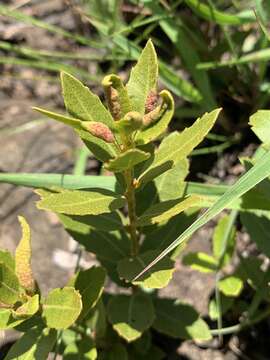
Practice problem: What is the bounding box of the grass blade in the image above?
[133,148,270,280]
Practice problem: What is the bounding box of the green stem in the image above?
[215,272,223,345]
[210,307,270,336]
[125,169,138,257]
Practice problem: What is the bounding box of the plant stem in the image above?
[210,307,270,336]
[125,169,138,256]
[215,272,223,345]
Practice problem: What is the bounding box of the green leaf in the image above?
[107,294,155,342]
[134,147,270,281]
[129,345,164,360]
[61,72,114,126]
[182,252,218,273]
[33,107,83,130]
[208,295,234,321]
[117,250,174,289]
[69,266,106,320]
[126,39,158,115]
[106,149,150,172]
[153,159,189,202]
[184,0,255,25]
[0,262,20,305]
[0,250,15,271]
[0,308,26,329]
[99,344,128,360]
[12,294,39,319]
[4,327,57,360]
[136,90,175,145]
[138,109,221,187]
[15,216,35,292]
[249,110,270,146]
[238,257,270,291]
[37,189,125,215]
[42,287,82,329]
[153,298,212,340]
[59,215,130,284]
[218,276,243,297]
[213,213,236,268]
[241,212,270,258]
[141,212,198,258]
[86,300,107,339]
[63,338,97,360]
[137,195,202,226]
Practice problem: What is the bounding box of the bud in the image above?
[102,75,121,120]
[82,121,115,143]
[145,91,159,113]
[143,104,162,127]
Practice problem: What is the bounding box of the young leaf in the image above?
[213,213,236,268]
[137,195,202,226]
[240,212,270,258]
[249,110,270,146]
[117,250,174,289]
[126,39,158,115]
[182,252,218,273]
[4,327,57,360]
[134,147,270,281]
[107,294,155,342]
[137,108,221,187]
[15,216,35,292]
[153,298,212,341]
[33,107,83,130]
[136,90,174,145]
[69,266,106,320]
[106,149,151,172]
[0,250,15,271]
[218,276,243,297]
[61,72,114,126]
[37,189,125,215]
[42,287,82,329]
[12,294,39,319]
[0,263,20,305]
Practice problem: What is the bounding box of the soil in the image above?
[0,1,270,359]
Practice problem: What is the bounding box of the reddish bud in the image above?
[145,91,158,113]
[83,122,115,143]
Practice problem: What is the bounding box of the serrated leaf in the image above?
[12,294,39,319]
[4,327,57,360]
[37,189,125,215]
[69,266,106,320]
[137,195,202,226]
[137,109,221,187]
[33,107,83,130]
[182,252,218,273]
[0,262,20,305]
[213,214,236,268]
[249,110,270,146]
[153,159,189,202]
[208,295,234,321]
[153,298,212,340]
[61,72,114,126]
[218,276,243,297]
[15,216,35,292]
[43,287,82,329]
[136,90,174,144]
[240,212,270,258]
[59,215,130,285]
[63,337,97,360]
[0,250,15,271]
[107,294,155,342]
[117,250,174,289]
[127,39,158,115]
[106,149,150,172]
